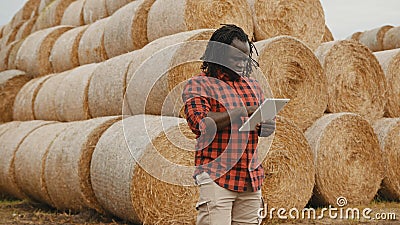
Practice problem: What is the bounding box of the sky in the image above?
[0,0,399,40]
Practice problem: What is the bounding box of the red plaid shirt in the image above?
[182,71,265,192]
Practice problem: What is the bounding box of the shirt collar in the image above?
[216,69,242,82]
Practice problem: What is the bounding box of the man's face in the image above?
[222,38,251,78]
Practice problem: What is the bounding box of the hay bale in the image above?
[103,0,155,58]
[38,0,55,13]
[50,25,88,73]
[346,31,362,41]
[372,118,400,200]
[13,75,52,121]
[14,122,68,205]
[0,43,14,72]
[7,40,24,70]
[305,113,384,206]
[383,26,400,50]
[16,25,73,77]
[32,0,76,32]
[15,17,38,41]
[373,49,400,117]
[314,40,386,122]
[78,18,109,65]
[253,36,327,131]
[322,24,334,42]
[3,22,24,46]
[0,120,55,199]
[0,25,4,39]
[105,0,134,16]
[146,0,253,42]
[83,0,108,24]
[45,116,121,211]
[10,0,41,26]
[358,25,394,52]
[61,0,85,26]
[0,70,30,123]
[55,63,99,122]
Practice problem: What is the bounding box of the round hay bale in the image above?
[0,43,14,72]
[0,121,22,142]
[146,0,253,42]
[3,22,24,46]
[346,31,362,41]
[83,0,108,24]
[45,116,121,211]
[88,52,135,118]
[0,120,55,199]
[78,18,109,65]
[10,0,41,26]
[322,24,334,43]
[50,25,88,73]
[15,17,38,41]
[253,36,327,131]
[0,70,30,123]
[105,0,134,16]
[38,0,55,13]
[358,25,394,52]
[103,0,155,58]
[305,113,384,206]
[55,63,99,122]
[314,40,386,122]
[16,25,73,78]
[32,0,76,32]
[61,0,85,26]
[372,118,400,201]
[13,75,52,121]
[373,49,400,117]
[14,122,68,205]
[7,40,24,70]
[383,26,400,51]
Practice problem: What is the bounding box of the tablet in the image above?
[239,98,290,132]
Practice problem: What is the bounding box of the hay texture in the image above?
[147,0,253,42]
[314,40,386,122]
[15,17,38,41]
[78,18,109,65]
[7,40,24,70]
[38,0,55,13]
[0,120,54,199]
[105,0,134,15]
[373,118,400,201]
[383,26,400,51]
[305,113,384,206]
[83,0,108,24]
[373,49,400,117]
[61,0,85,26]
[10,0,41,26]
[322,25,334,42]
[0,43,14,72]
[253,36,327,131]
[45,116,121,211]
[0,70,30,123]
[358,25,394,52]
[347,31,362,41]
[32,0,76,32]
[50,25,88,73]
[103,0,155,58]
[16,25,73,77]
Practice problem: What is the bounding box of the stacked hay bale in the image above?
[60,0,85,26]
[383,26,400,50]
[348,25,394,52]
[31,0,76,32]
[105,0,135,16]
[6,40,25,70]
[323,25,334,42]
[78,18,109,65]
[14,17,38,41]
[83,0,108,24]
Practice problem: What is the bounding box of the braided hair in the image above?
[201,24,259,78]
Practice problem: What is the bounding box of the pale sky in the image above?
[0,0,399,40]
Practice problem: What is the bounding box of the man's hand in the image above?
[245,106,258,116]
[256,119,276,137]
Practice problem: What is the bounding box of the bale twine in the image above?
[32,0,76,32]
[305,113,384,206]
[78,18,109,65]
[358,25,394,52]
[7,40,24,70]
[83,0,108,24]
[103,0,155,58]
[15,17,38,41]
[373,49,400,117]
[322,25,334,42]
[314,40,386,122]
[61,0,85,26]
[146,0,253,42]
[372,118,400,200]
[105,0,134,16]
[0,70,30,123]
[14,122,67,205]
[55,63,99,122]
[383,26,400,51]
[13,75,52,121]
[253,36,327,131]
[0,120,54,199]
[50,25,88,73]
[45,116,121,211]
[16,25,73,78]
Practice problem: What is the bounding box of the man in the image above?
[182,24,275,225]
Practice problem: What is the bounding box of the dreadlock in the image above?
[201,24,259,78]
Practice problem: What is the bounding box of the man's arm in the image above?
[205,106,258,131]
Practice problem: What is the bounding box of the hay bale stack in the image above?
[373,118,400,201]
[7,40,24,70]
[78,18,109,65]
[14,122,67,205]
[45,116,121,211]
[322,25,334,42]
[0,70,30,123]
[146,0,253,42]
[383,26,400,51]
[253,36,327,131]
[50,25,88,73]
[15,17,38,41]
[2,22,24,46]
[32,0,76,32]
[305,113,384,206]
[358,25,394,52]
[0,120,54,199]
[13,75,52,121]
[105,0,134,16]
[314,40,386,122]
[83,0,108,24]
[16,25,73,77]
[374,49,400,117]
[103,0,155,58]
[10,0,41,26]
[61,0,85,26]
